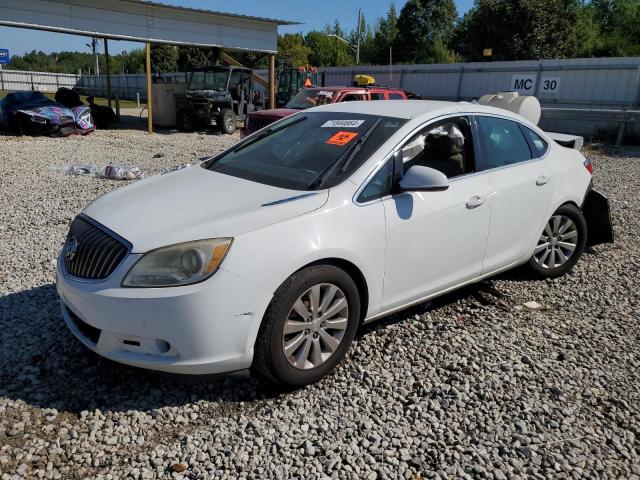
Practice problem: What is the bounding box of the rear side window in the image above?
[370,93,385,100]
[388,93,404,100]
[341,93,366,102]
[521,126,549,158]
[476,116,532,170]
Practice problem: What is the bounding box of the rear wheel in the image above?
[177,109,194,132]
[217,108,236,135]
[253,265,361,387]
[528,204,587,278]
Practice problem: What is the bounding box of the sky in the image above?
[0,0,474,57]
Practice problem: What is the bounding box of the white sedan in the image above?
[56,101,613,386]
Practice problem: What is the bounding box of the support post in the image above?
[268,54,276,109]
[0,65,4,92]
[146,42,153,134]
[104,38,112,109]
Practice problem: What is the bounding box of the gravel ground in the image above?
[0,127,639,480]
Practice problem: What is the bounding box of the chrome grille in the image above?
[63,216,129,280]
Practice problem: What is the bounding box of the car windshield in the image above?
[203,112,406,191]
[189,69,229,91]
[285,89,335,110]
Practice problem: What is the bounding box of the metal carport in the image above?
[0,0,297,132]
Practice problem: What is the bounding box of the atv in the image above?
[175,66,263,134]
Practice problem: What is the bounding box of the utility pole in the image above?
[86,37,100,76]
[356,9,362,65]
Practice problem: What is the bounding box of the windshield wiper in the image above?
[231,115,307,154]
[308,118,383,190]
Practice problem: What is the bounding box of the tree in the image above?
[586,0,640,56]
[305,22,354,67]
[394,0,458,63]
[277,33,312,66]
[176,46,219,71]
[372,4,400,64]
[151,45,179,73]
[454,0,582,61]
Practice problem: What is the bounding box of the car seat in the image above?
[421,134,464,178]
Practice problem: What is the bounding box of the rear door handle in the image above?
[466,195,486,209]
[536,175,550,186]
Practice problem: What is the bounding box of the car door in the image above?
[474,115,553,273]
[370,116,492,311]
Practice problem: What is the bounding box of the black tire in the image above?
[177,109,194,132]
[528,204,587,278]
[253,265,361,387]
[217,108,236,135]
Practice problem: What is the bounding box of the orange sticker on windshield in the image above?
[326,131,359,146]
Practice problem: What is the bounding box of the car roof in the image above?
[307,86,404,93]
[307,99,527,123]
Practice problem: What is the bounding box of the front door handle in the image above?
[536,175,550,186]
[466,195,486,209]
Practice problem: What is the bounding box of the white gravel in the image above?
[0,128,638,480]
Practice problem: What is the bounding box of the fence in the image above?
[317,57,640,141]
[0,68,78,92]
[2,57,639,141]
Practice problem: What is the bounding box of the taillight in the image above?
[584,158,593,174]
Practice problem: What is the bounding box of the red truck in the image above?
[240,85,417,138]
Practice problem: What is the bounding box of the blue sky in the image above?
[0,0,474,56]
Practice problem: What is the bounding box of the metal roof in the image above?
[123,0,299,26]
[0,0,299,53]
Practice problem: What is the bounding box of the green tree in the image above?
[394,0,458,63]
[587,0,640,56]
[150,45,179,73]
[372,4,400,65]
[305,22,354,67]
[454,0,582,61]
[176,46,219,71]
[277,33,312,66]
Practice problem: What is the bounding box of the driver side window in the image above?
[402,117,476,179]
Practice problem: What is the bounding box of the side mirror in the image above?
[399,165,449,192]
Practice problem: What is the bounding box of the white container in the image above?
[478,92,542,125]
[152,83,187,127]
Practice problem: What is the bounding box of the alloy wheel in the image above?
[282,283,349,370]
[533,215,578,269]
[224,114,234,131]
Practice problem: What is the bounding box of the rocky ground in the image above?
[0,124,638,479]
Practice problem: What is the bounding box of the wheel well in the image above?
[560,200,580,210]
[299,258,369,323]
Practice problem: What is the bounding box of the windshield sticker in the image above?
[326,131,359,146]
[321,120,365,128]
[318,91,334,97]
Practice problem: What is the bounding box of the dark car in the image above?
[0,91,94,136]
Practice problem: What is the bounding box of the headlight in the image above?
[122,238,232,287]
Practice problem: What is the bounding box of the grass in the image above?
[0,91,140,109]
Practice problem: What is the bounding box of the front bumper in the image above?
[56,253,273,375]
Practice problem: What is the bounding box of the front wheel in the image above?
[253,265,361,387]
[217,108,236,134]
[528,204,587,278]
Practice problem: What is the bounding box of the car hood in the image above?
[83,164,328,253]
[249,108,299,119]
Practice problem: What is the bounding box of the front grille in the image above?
[65,303,101,344]
[64,216,129,280]
[246,115,277,135]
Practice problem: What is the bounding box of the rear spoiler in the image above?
[547,132,584,151]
